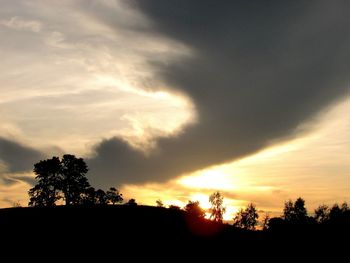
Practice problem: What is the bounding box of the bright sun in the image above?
[187,192,239,221]
[178,169,239,191]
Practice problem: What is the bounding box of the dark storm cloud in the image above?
[0,138,44,174]
[88,0,350,188]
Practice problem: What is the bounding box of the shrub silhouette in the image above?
[126,198,137,206]
[169,205,181,210]
[156,199,164,207]
[184,200,206,219]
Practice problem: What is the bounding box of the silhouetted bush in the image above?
[125,199,137,206]
[184,200,206,219]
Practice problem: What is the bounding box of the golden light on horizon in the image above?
[121,96,350,218]
[178,169,239,191]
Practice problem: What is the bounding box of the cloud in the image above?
[2,0,350,192]
[0,138,44,174]
[0,0,194,156]
[12,175,36,186]
[0,177,31,207]
[0,16,42,32]
[88,1,350,188]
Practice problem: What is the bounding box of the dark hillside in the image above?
[0,205,348,259]
[0,206,262,251]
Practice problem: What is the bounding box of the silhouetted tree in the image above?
[329,203,342,222]
[95,189,108,205]
[29,154,91,206]
[184,200,206,219]
[60,154,90,205]
[328,202,350,224]
[283,197,308,223]
[262,212,270,230]
[233,203,259,230]
[294,197,307,221]
[28,157,61,207]
[156,199,164,207]
[169,205,181,210]
[82,187,96,205]
[126,199,137,206]
[283,199,295,222]
[209,191,226,223]
[314,204,330,224]
[106,187,123,205]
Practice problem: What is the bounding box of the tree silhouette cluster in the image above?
[28,155,350,232]
[28,155,123,207]
[169,193,350,231]
[233,203,259,230]
[283,197,308,223]
[314,202,350,225]
[267,197,350,230]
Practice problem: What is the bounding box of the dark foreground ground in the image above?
[0,205,348,259]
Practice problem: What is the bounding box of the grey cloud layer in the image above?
[88,0,350,188]
[0,138,43,174]
[1,1,350,189]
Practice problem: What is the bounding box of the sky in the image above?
[1,0,350,220]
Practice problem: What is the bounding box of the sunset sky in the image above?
[1,0,350,220]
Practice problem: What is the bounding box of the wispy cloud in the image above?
[0,0,195,156]
[0,16,42,32]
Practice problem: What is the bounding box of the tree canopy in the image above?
[209,191,226,223]
[283,197,308,224]
[28,154,122,207]
[107,187,123,205]
[60,154,90,205]
[27,156,350,233]
[28,157,61,207]
[184,200,206,219]
[233,203,259,230]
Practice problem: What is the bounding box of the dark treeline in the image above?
[267,197,350,230]
[1,154,349,259]
[25,154,350,231]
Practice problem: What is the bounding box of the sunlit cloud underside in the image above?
[121,97,350,220]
